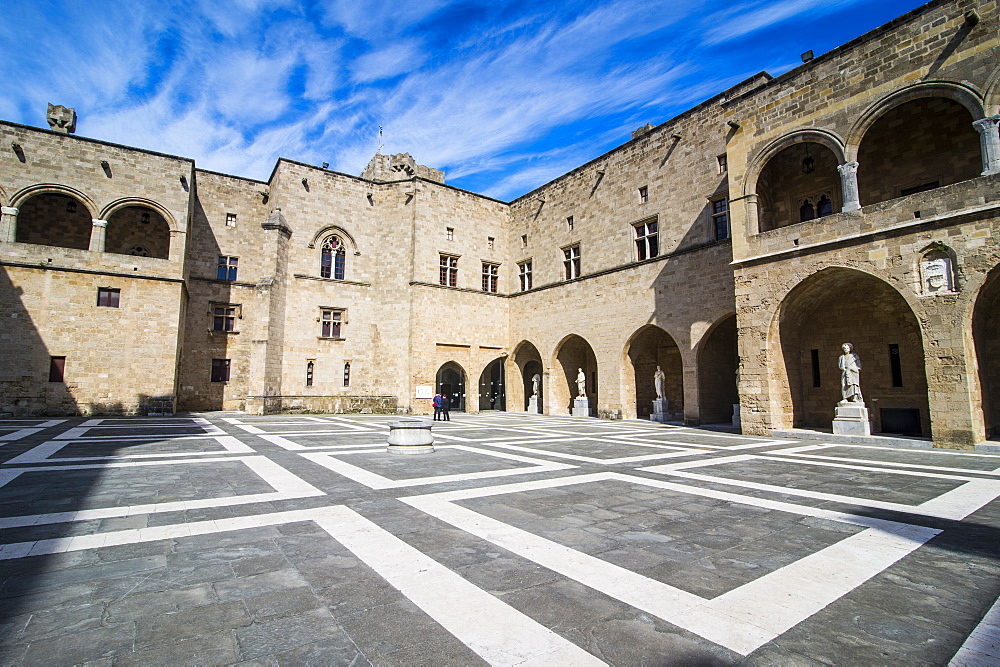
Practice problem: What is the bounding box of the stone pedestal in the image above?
[732,403,741,428]
[832,402,871,436]
[650,398,669,423]
[572,397,590,417]
[387,419,435,454]
[528,396,541,414]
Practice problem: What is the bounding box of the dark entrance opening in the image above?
[479,358,506,411]
[436,362,466,412]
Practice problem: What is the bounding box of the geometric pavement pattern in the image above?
[0,413,998,665]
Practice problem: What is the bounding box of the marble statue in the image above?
[531,373,540,397]
[838,342,863,403]
[654,366,665,399]
[576,368,586,398]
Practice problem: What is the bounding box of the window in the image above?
[563,245,581,280]
[320,235,346,280]
[321,309,343,338]
[717,154,728,174]
[810,349,821,387]
[217,256,238,281]
[901,181,939,197]
[306,361,314,387]
[446,227,454,241]
[48,356,66,383]
[567,216,574,230]
[816,194,833,217]
[799,199,815,223]
[211,359,231,383]
[889,344,903,387]
[344,362,351,387]
[521,234,527,247]
[518,261,533,291]
[639,186,648,203]
[97,287,120,308]
[439,254,458,287]
[225,212,237,227]
[212,305,238,332]
[482,262,499,293]
[487,236,495,250]
[712,198,730,240]
[634,219,658,261]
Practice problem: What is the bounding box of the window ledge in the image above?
[318,336,345,341]
[209,329,240,334]
[294,274,371,287]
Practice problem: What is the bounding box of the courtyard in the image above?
[0,412,998,665]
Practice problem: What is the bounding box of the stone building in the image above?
[0,0,997,448]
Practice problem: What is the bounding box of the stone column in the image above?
[0,206,18,242]
[89,219,108,252]
[973,115,1000,176]
[743,193,759,234]
[837,161,861,211]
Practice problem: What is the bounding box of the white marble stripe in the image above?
[4,435,254,464]
[949,594,1000,665]
[768,449,1000,477]
[761,454,986,482]
[641,465,1000,521]
[404,472,937,656]
[319,506,604,666]
[298,446,575,490]
[471,441,701,465]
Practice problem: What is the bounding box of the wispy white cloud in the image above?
[702,0,864,45]
[350,41,426,82]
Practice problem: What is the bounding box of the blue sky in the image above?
[1,0,925,200]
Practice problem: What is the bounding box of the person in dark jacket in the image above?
[432,393,443,421]
[441,393,451,421]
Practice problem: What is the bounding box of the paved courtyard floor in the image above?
[0,412,998,665]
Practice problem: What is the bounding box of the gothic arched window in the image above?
[799,199,815,223]
[816,194,833,217]
[321,235,346,280]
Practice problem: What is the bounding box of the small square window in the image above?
[217,256,238,281]
[306,360,314,387]
[487,236,495,250]
[639,186,648,203]
[344,362,351,387]
[567,216,574,230]
[211,358,231,383]
[446,227,454,241]
[321,309,344,338]
[225,212,237,227]
[482,262,499,293]
[97,287,120,308]
[717,154,728,174]
[521,234,527,247]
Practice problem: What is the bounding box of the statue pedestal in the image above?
[528,396,541,414]
[650,398,669,423]
[572,397,590,417]
[832,402,871,436]
[732,403,741,428]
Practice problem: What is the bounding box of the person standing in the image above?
[432,393,442,421]
[441,393,451,421]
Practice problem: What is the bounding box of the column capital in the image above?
[92,219,108,228]
[972,114,1000,133]
[837,161,859,175]
[1,206,18,216]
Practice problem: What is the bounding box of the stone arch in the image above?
[12,185,98,250]
[104,204,172,259]
[984,66,1000,115]
[846,82,986,160]
[744,130,847,233]
[435,361,467,412]
[478,357,506,411]
[510,340,543,412]
[308,225,358,252]
[972,263,1000,440]
[913,242,959,296]
[552,334,598,416]
[850,85,984,206]
[623,324,683,421]
[100,198,178,231]
[770,266,929,436]
[696,314,739,424]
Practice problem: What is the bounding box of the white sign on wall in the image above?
[415,385,434,399]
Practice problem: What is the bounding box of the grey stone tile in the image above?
[336,599,457,659]
[134,600,251,647]
[214,568,312,602]
[243,586,323,621]
[104,584,216,624]
[234,608,352,660]
[20,622,135,665]
[113,631,241,666]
